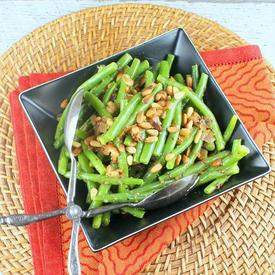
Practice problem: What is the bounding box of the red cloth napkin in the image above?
[9,45,274,275]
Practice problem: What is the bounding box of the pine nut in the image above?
[118,144,125,152]
[127,155,133,166]
[165,153,176,161]
[122,74,134,86]
[60,99,68,109]
[186,107,194,118]
[168,126,179,133]
[211,159,222,167]
[89,140,102,147]
[182,154,189,164]
[136,112,145,124]
[182,113,188,125]
[150,163,162,173]
[145,136,158,143]
[139,122,152,129]
[142,95,153,104]
[194,129,203,143]
[175,155,182,166]
[126,146,136,154]
[186,75,192,88]
[141,87,153,96]
[72,141,81,148]
[147,129,159,136]
[186,120,193,129]
[179,128,190,137]
[186,147,191,157]
[166,85,173,95]
[146,108,156,118]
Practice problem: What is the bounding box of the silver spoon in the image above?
[0,174,198,223]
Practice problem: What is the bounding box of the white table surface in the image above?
[0,1,274,64]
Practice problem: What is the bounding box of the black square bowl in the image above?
[19,28,270,251]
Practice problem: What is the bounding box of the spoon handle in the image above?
[83,203,130,218]
[68,219,81,275]
[0,208,66,226]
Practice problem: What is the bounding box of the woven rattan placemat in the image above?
[0,4,274,274]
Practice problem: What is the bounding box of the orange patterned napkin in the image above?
[9,45,274,274]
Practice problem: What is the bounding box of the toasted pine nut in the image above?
[139,122,152,129]
[116,71,123,81]
[118,144,125,152]
[165,153,176,161]
[136,112,145,124]
[91,114,97,125]
[186,75,192,88]
[198,148,208,160]
[177,136,184,145]
[126,146,136,154]
[182,154,189,164]
[122,74,134,86]
[127,155,133,166]
[168,126,179,133]
[179,128,190,137]
[194,129,203,143]
[142,95,153,104]
[146,108,156,118]
[60,99,68,109]
[141,87,153,97]
[166,85,173,95]
[175,155,182,166]
[72,147,82,157]
[150,163,162,173]
[186,107,194,118]
[211,159,222,167]
[145,136,158,143]
[89,140,102,147]
[186,120,193,129]
[72,141,81,148]
[186,147,191,157]
[156,109,163,116]
[151,102,162,109]
[182,113,188,125]
[147,129,159,136]
[131,125,140,135]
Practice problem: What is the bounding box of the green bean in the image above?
[174,73,185,84]
[134,60,150,79]
[134,131,146,163]
[121,207,145,218]
[204,142,215,151]
[126,83,162,127]
[163,101,182,155]
[166,54,175,69]
[102,212,111,226]
[91,184,111,229]
[79,173,144,186]
[144,70,154,87]
[80,62,118,91]
[54,134,64,149]
[78,152,92,173]
[195,73,208,99]
[183,151,230,177]
[92,73,116,96]
[197,164,239,186]
[82,142,106,175]
[94,192,149,204]
[117,53,133,70]
[223,115,238,143]
[126,58,140,79]
[58,147,69,175]
[204,176,230,194]
[157,75,225,151]
[54,106,69,146]
[191,64,199,90]
[103,82,117,105]
[158,60,170,79]
[154,98,183,157]
[118,151,129,177]
[84,92,112,118]
[99,93,142,144]
[164,139,202,177]
[115,81,128,108]
[131,180,170,195]
[139,141,157,165]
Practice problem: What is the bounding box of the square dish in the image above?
[19,28,270,251]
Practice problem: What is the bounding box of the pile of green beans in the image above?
[55,52,248,229]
